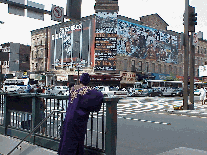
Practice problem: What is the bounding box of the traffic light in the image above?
[188,5,197,32]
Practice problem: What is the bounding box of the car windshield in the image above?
[109,87,119,91]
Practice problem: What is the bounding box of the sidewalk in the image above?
[0,134,57,155]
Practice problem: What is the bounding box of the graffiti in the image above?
[95,12,118,71]
[117,19,178,64]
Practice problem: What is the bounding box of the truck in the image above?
[95,86,128,98]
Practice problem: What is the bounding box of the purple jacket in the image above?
[58,85,103,155]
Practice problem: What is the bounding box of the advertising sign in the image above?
[95,12,118,71]
[199,65,207,77]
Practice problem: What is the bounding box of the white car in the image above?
[194,89,201,96]
[48,86,69,95]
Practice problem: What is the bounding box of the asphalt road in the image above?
[116,96,207,155]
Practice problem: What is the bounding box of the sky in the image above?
[0,0,206,45]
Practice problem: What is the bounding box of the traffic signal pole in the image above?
[190,33,195,108]
[183,1,197,110]
[183,0,189,110]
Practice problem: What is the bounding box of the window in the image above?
[174,66,177,75]
[158,64,161,73]
[197,46,199,54]
[131,60,135,72]
[25,56,29,61]
[164,64,166,74]
[201,58,203,66]
[169,65,172,74]
[205,48,206,54]
[178,54,183,63]
[152,63,155,72]
[146,62,149,72]
[124,59,127,71]
[131,60,135,66]
[179,67,182,75]
[138,61,142,71]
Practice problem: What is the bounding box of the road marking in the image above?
[121,117,171,125]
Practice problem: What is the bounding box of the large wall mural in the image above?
[94,12,118,71]
[117,19,179,64]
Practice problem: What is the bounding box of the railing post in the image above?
[32,95,40,134]
[105,97,119,155]
[3,94,10,135]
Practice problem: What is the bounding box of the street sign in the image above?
[27,1,44,21]
[8,0,25,16]
[51,5,64,22]
[193,32,198,46]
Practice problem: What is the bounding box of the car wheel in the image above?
[149,94,152,97]
[180,93,183,97]
[159,93,162,97]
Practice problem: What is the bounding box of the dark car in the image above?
[142,88,163,97]
[171,88,183,97]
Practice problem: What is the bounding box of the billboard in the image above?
[47,17,95,70]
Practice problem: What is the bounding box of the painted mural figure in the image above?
[117,19,178,63]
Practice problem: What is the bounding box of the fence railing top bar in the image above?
[0,93,122,101]
[103,97,121,102]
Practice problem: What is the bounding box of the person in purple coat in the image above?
[58,73,103,155]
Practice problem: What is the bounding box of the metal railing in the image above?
[0,92,119,155]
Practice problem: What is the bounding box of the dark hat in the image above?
[80,73,90,85]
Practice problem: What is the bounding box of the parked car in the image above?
[171,88,183,97]
[47,86,69,95]
[142,88,163,97]
[95,86,128,98]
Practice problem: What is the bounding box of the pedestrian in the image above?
[58,73,103,155]
[199,86,206,105]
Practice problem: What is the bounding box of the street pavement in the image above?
[1,96,207,154]
[116,96,207,155]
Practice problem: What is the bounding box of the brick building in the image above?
[0,43,30,79]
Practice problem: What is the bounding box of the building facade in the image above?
[29,1,207,87]
[0,42,30,79]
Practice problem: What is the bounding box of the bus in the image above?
[132,82,146,96]
[3,78,29,92]
[143,80,183,96]
[194,82,207,89]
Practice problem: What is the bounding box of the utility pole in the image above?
[183,0,189,110]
